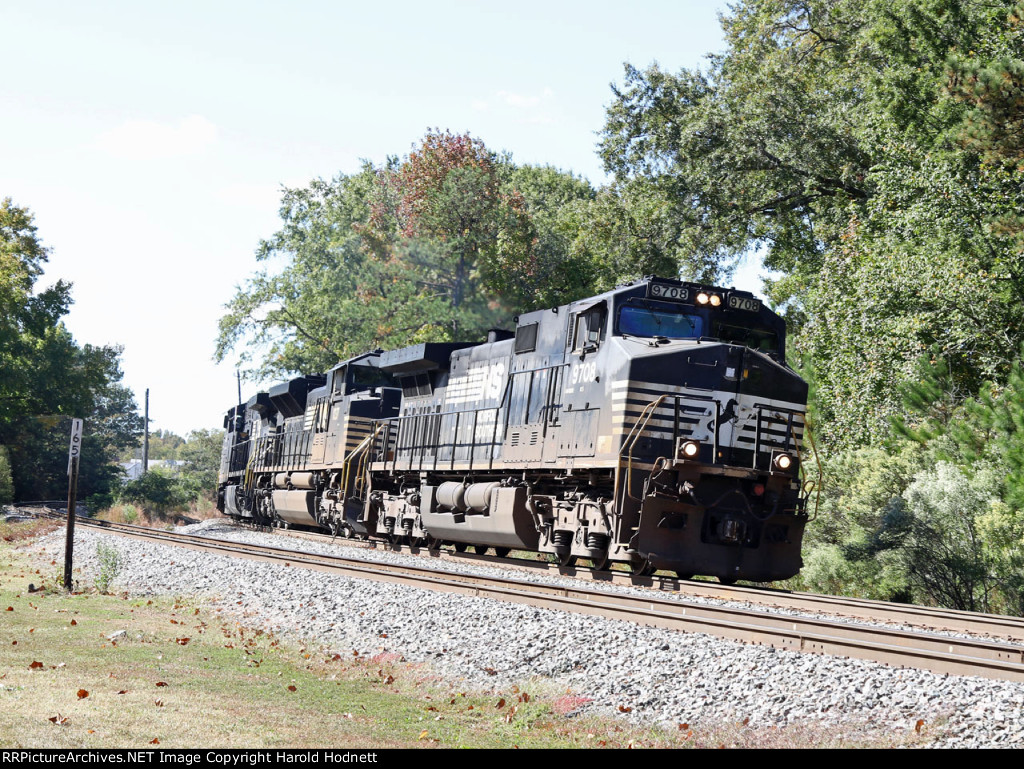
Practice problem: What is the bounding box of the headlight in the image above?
[696,292,709,305]
[679,440,701,459]
[709,294,722,307]
[772,451,796,472]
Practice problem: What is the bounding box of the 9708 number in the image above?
[728,295,761,312]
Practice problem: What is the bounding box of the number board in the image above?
[647,283,689,302]
[67,417,83,474]
[727,295,762,312]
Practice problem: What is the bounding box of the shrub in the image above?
[95,542,122,593]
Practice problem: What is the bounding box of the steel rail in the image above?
[270,521,1024,643]
[18,503,1024,645]
[48,514,1024,684]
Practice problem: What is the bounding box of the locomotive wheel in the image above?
[493,547,510,558]
[674,572,694,581]
[591,553,612,571]
[630,557,655,577]
[473,545,488,555]
[718,576,737,586]
[556,551,577,568]
[453,542,467,553]
[426,536,443,554]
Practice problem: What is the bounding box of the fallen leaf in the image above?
[287,685,296,692]
[150,738,159,745]
[175,638,190,646]
[915,719,925,733]
[76,689,89,699]
[155,682,168,687]
[155,700,164,707]
[48,714,69,725]
[70,620,77,626]
[29,661,43,670]
[618,705,632,713]
[418,730,429,740]
[678,723,689,731]
[496,698,506,709]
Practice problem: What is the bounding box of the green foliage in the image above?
[0,446,12,505]
[94,541,122,593]
[119,468,200,513]
[121,429,186,462]
[179,428,224,497]
[899,462,1002,612]
[795,445,922,601]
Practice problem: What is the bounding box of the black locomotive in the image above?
[218,276,810,582]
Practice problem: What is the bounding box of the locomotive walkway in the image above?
[20,505,1024,684]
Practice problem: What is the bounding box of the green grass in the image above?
[0,520,933,748]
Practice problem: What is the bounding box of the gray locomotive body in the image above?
[218,276,810,583]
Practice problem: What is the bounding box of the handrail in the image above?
[340,424,384,500]
[374,404,504,471]
[619,394,673,504]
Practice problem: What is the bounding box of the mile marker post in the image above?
[63,418,83,591]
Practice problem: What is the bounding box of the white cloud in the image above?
[92,115,218,160]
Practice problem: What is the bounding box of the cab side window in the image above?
[571,304,606,352]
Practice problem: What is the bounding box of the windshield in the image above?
[349,365,395,393]
[711,321,779,354]
[618,303,703,339]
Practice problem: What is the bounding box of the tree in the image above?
[600,0,1024,446]
[217,131,599,380]
[0,199,142,505]
[179,428,225,496]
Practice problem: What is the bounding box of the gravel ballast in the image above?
[31,519,1024,748]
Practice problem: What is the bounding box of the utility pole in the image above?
[143,388,149,474]
[63,418,83,591]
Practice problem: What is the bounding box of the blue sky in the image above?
[1,1,744,436]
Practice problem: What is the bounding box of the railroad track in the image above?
[276,521,1024,644]
[13,505,1024,683]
